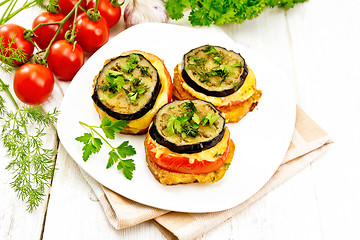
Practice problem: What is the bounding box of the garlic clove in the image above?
[124,0,169,28]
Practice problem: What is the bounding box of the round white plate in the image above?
[57,23,296,213]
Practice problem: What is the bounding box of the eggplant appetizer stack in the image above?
[145,99,235,185]
[173,45,262,122]
[92,50,172,134]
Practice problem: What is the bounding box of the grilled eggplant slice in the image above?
[182,45,248,97]
[149,99,226,154]
[92,53,161,121]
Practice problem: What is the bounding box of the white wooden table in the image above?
[1,0,360,239]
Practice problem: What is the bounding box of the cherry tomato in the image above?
[58,0,86,17]
[87,0,122,28]
[14,63,55,105]
[32,12,71,50]
[47,40,85,81]
[145,129,231,174]
[0,23,34,66]
[75,12,109,53]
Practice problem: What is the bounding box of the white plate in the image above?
[57,23,296,213]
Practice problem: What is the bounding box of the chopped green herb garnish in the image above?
[128,85,148,103]
[182,99,197,112]
[121,53,140,73]
[203,45,218,55]
[166,100,221,139]
[140,66,150,77]
[201,112,220,126]
[214,152,223,157]
[232,62,242,68]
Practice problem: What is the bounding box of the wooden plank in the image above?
[201,168,322,240]
[197,6,322,240]
[285,0,360,239]
[42,144,166,240]
[0,95,58,240]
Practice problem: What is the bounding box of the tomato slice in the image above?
[145,128,231,174]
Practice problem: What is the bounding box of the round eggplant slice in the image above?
[182,45,248,97]
[92,53,161,120]
[149,99,226,154]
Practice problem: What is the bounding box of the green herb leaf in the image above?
[165,0,307,26]
[232,62,242,68]
[182,100,197,112]
[205,112,220,126]
[116,140,136,158]
[77,119,136,180]
[117,159,136,180]
[107,149,119,168]
[203,46,218,55]
[167,114,177,136]
[76,133,102,161]
[107,69,123,76]
[192,112,201,124]
[100,116,129,139]
[140,66,150,77]
[220,64,235,74]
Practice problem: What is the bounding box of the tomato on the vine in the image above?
[47,40,85,81]
[58,0,86,17]
[87,0,122,28]
[75,12,109,53]
[14,63,54,105]
[0,23,34,66]
[32,12,70,50]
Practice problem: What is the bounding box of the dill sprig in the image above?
[0,78,59,212]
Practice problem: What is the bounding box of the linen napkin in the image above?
[79,105,332,240]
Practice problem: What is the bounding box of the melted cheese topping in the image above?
[149,127,230,164]
[178,64,257,107]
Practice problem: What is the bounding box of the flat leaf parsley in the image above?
[76,116,136,180]
[165,0,308,26]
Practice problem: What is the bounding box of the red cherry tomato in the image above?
[145,129,231,174]
[47,40,85,81]
[87,0,122,28]
[58,0,86,17]
[32,12,71,50]
[0,23,34,66]
[14,63,55,105]
[75,12,109,53]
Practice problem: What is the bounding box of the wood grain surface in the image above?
[1,0,360,239]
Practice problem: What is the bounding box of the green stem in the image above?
[67,4,79,42]
[35,0,83,62]
[0,0,15,24]
[0,0,37,25]
[1,81,29,136]
[94,0,99,12]
[0,77,19,110]
[79,121,115,150]
[0,0,12,8]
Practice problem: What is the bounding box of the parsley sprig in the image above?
[76,116,136,180]
[165,0,308,26]
[0,78,58,212]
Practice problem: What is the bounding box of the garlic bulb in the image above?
[124,0,169,28]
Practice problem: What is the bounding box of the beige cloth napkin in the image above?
[79,105,333,240]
